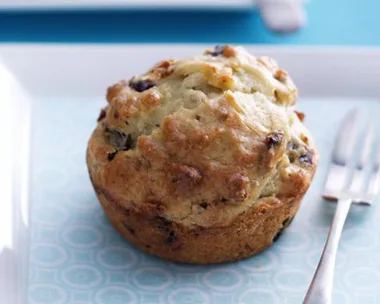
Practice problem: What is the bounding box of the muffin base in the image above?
[93,183,303,264]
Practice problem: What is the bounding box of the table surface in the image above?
[0,0,379,45]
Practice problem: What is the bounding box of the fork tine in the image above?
[357,118,374,169]
[323,109,360,199]
[349,118,375,194]
[332,108,360,166]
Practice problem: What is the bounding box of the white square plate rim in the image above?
[1,43,380,303]
[1,43,380,99]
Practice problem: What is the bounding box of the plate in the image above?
[1,44,380,304]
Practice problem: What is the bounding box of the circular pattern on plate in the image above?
[94,210,113,230]
[167,287,210,304]
[167,262,203,273]
[33,204,69,226]
[238,288,280,304]
[96,245,138,270]
[29,284,68,304]
[344,268,380,291]
[202,268,243,292]
[237,251,278,272]
[62,224,103,249]
[61,265,102,289]
[274,230,310,252]
[341,228,377,251]
[132,267,173,291]
[65,187,98,210]
[30,243,68,267]
[273,269,309,292]
[94,286,138,304]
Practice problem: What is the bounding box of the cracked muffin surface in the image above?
[87,45,318,263]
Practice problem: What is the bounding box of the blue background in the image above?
[0,0,378,45]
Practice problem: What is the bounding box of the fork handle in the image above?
[303,198,352,304]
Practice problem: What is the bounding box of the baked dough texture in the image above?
[87,45,318,264]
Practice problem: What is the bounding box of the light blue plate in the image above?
[28,97,380,304]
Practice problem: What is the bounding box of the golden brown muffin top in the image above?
[89,45,317,228]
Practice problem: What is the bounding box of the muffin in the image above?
[87,45,318,264]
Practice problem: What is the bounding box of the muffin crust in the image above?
[87,45,318,263]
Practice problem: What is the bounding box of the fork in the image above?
[303,108,380,304]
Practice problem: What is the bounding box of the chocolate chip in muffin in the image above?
[107,150,118,161]
[287,142,298,163]
[300,150,313,165]
[97,108,106,122]
[113,130,127,148]
[130,78,157,92]
[165,231,178,245]
[156,217,171,231]
[106,127,135,151]
[105,128,136,161]
[123,222,135,235]
[210,45,226,57]
[266,132,283,149]
[124,134,134,150]
[200,200,208,209]
[273,216,294,242]
[156,217,173,233]
[283,216,294,227]
[273,230,283,242]
[155,217,180,247]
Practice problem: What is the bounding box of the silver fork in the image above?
[303,108,380,304]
